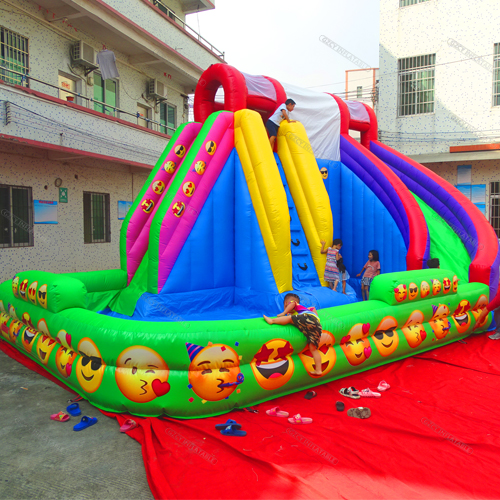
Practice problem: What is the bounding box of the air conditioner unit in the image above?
[148,79,167,100]
[71,41,98,70]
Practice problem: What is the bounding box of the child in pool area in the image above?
[263,293,323,376]
[321,238,349,293]
[357,250,381,301]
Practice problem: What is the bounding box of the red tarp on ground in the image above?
[3,334,500,499]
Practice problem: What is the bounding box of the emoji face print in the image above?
[194,161,206,175]
[19,279,29,301]
[55,346,77,378]
[340,323,372,366]
[429,304,451,339]
[320,167,328,179]
[421,281,430,298]
[56,329,72,349]
[21,326,39,353]
[408,283,419,301]
[299,331,336,378]
[152,180,165,195]
[394,284,407,302]
[12,276,19,297]
[141,199,154,214]
[115,346,170,403]
[452,300,471,334]
[0,312,10,340]
[27,281,38,305]
[76,338,106,393]
[251,339,294,390]
[37,284,48,309]
[172,201,185,218]
[205,141,216,155]
[373,317,399,357]
[36,334,57,365]
[188,344,241,402]
[442,278,451,294]
[182,181,195,197]
[164,160,176,174]
[21,312,34,329]
[174,144,186,158]
[402,310,427,348]
[471,295,489,328]
[8,303,18,319]
[452,276,458,293]
[8,320,24,344]
[432,279,442,295]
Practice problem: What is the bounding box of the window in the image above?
[493,44,500,106]
[94,73,117,116]
[58,71,79,102]
[160,103,176,135]
[490,182,500,238]
[83,192,110,243]
[400,0,430,6]
[356,86,363,98]
[137,103,152,128]
[398,54,436,116]
[0,184,33,248]
[0,27,29,86]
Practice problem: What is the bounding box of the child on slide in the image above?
[357,250,381,300]
[321,238,348,292]
[263,293,323,376]
[265,98,296,149]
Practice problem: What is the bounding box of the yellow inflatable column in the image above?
[234,109,292,293]
[277,121,333,287]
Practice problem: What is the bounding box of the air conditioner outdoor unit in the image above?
[148,79,167,100]
[71,41,98,70]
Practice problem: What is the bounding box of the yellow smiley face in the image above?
[0,312,10,340]
[36,334,57,365]
[452,275,458,293]
[320,167,328,179]
[402,310,427,348]
[421,281,430,298]
[12,276,19,297]
[76,338,106,393]
[394,284,407,302]
[116,346,170,403]
[408,283,419,300]
[340,323,372,366]
[55,346,78,378]
[205,141,217,155]
[298,331,336,378]
[19,279,29,301]
[429,304,451,339]
[21,312,33,328]
[188,344,240,402]
[182,181,195,197]
[372,316,399,357]
[442,277,451,294]
[27,281,38,305]
[164,160,176,174]
[471,294,489,328]
[432,279,442,295]
[250,339,294,390]
[8,320,24,344]
[172,201,185,218]
[174,144,186,158]
[194,161,206,175]
[452,300,471,334]
[37,284,48,309]
[21,326,39,353]
[141,199,154,214]
[8,304,18,319]
[152,180,165,195]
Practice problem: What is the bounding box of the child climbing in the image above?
[263,293,323,376]
[357,250,380,301]
[321,238,349,293]
[265,98,296,149]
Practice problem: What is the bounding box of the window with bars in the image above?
[83,192,111,243]
[0,185,33,248]
[93,73,118,116]
[493,44,500,106]
[398,54,436,116]
[356,86,363,98]
[160,103,176,136]
[0,27,29,87]
[400,0,430,6]
[490,182,500,238]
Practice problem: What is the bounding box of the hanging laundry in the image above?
[96,49,120,80]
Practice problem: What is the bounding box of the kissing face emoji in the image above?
[408,283,419,301]
[429,304,451,339]
[141,199,154,214]
[36,334,57,365]
[194,161,206,175]
[164,160,176,174]
[373,317,399,357]
[174,144,186,158]
[442,278,451,294]
[12,276,19,297]
[452,300,471,334]
[340,323,371,366]
[182,181,195,197]
[55,346,77,378]
[402,310,427,348]
[37,284,48,309]
[205,141,217,155]
[452,276,458,293]
[115,346,170,403]
[19,279,29,301]
[298,331,336,378]
[320,167,328,179]
[394,284,407,302]
[432,279,442,295]
[251,339,294,390]
[152,180,165,195]
[76,338,106,393]
[420,281,430,298]
[187,343,241,402]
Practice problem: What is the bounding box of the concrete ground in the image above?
[0,350,154,500]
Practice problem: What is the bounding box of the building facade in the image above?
[379,0,500,236]
[0,0,223,281]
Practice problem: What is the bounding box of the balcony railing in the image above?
[150,0,225,60]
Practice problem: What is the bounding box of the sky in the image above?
[187,0,380,95]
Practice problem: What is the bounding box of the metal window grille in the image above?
[356,86,363,98]
[493,44,500,106]
[398,54,436,116]
[83,192,110,243]
[490,182,500,238]
[0,27,29,87]
[160,103,176,135]
[0,184,33,248]
[400,0,430,6]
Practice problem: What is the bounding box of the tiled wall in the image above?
[0,151,149,282]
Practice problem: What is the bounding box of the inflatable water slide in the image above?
[0,64,498,418]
